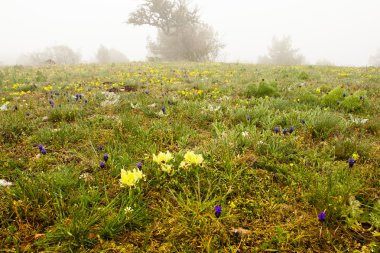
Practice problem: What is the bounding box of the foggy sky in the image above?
[1,0,380,66]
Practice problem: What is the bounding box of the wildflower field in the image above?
[0,63,379,252]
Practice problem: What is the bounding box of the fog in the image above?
[1,0,380,66]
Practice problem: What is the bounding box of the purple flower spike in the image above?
[145,90,149,95]
[289,126,294,134]
[274,127,279,134]
[100,161,105,168]
[318,212,326,222]
[301,119,305,124]
[98,145,103,151]
[49,99,55,107]
[246,116,251,121]
[38,144,43,151]
[161,107,166,114]
[283,128,287,135]
[348,158,355,168]
[103,154,109,162]
[214,205,222,218]
[41,148,47,155]
[137,162,142,169]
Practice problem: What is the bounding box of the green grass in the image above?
[0,63,379,252]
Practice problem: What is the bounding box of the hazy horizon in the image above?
[1,0,380,66]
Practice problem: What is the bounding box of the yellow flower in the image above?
[352,153,359,160]
[181,151,203,167]
[153,151,173,164]
[160,163,173,173]
[120,168,144,187]
[315,88,321,93]
[43,85,53,91]
[229,201,236,209]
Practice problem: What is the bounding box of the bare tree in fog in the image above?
[258,36,305,65]
[369,48,380,66]
[96,45,129,64]
[127,0,223,62]
[21,45,81,65]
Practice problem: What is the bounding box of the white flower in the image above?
[130,103,139,109]
[0,179,13,187]
[242,131,249,137]
[124,206,134,214]
[349,114,368,124]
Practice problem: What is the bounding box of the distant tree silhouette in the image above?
[369,48,380,66]
[128,0,223,61]
[96,45,129,64]
[25,45,81,65]
[258,36,305,65]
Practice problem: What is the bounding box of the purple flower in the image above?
[103,154,109,162]
[283,128,287,135]
[41,148,47,155]
[289,126,294,134]
[76,94,82,101]
[301,119,305,124]
[161,107,166,114]
[137,162,142,169]
[48,99,55,107]
[100,161,105,168]
[38,144,43,151]
[274,127,279,134]
[348,158,355,168]
[55,91,60,96]
[246,116,251,121]
[98,145,103,150]
[214,205,222,218]
[318,212,326,222]
[145,90,149,95]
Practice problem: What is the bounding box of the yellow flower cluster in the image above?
[43,85,53,91]
[179,88,203,97]
[120,168,144,187]
[179,151,204,168]
[153,151,174,173]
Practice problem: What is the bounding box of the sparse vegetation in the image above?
[0,63,379,252]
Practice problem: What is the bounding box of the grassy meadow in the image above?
[0,62,379,252]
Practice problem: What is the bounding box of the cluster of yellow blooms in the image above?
[178,88,203,97]
[152,150,203,174]
[119,150,203,187]
[179,151,204,168]
[153,151,174,173]
[120,168,144,187]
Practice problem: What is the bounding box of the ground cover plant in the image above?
[0,63,379,252]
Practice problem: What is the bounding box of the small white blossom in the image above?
[242,131,249,138]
